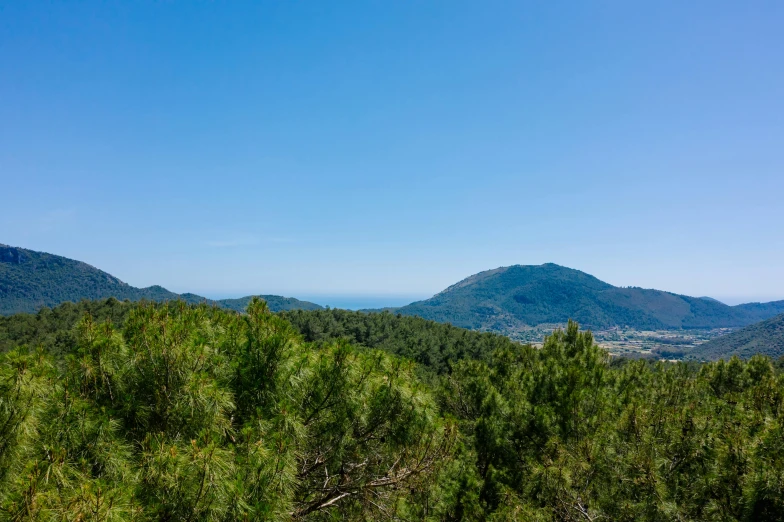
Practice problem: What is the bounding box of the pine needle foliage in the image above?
[4,303,784,520]
[0,299,452,521]
[438,320,784,520]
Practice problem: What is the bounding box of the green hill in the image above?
[690,314,784,360]
[733,300,784,322]
[0,244,179,314]
[0,244,322,315]
[173,293,323,313]
[395,264,781,331]
[216,294,323,313]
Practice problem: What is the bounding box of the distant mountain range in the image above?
[691,314,784,360]
[394,264,784,331]
[4,244,784,339]
[0,244,322,315]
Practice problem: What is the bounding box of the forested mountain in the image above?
[5,243,782,335]
[3,299,784,520]
[395,263,783,330]
[0,244,321,315]
[733,300,784,322]
[0,244,179,315]
[691,314,784,360]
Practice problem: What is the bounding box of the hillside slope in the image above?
[396,264,779,331]
[0,244,321,314]
[733,300,784,323]
[0,244,180,314]
[690,314,784,360]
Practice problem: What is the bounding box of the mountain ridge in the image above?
[395,263,784,331]
[5,245,784,335]
[0,244,322,315]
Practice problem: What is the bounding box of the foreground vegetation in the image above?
[1,299,450,520]
[3,300,784,520]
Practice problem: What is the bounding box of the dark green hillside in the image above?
[176,292,217,305]
[691,314,784,360]
[734,300,784,323]
[0,244,322,315]
[178,293,323,312]
[599,287,750,328]
[396,264,779,331]
[398,264,616,330]
[0,244,179,315]
[282,307,518,374]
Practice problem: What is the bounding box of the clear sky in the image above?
[1,1,783,306]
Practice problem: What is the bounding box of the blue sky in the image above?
[1,1,783,306]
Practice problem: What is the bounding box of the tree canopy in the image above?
[0,299,451,520]
[3,301,784,520]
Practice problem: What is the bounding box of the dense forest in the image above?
[281,308,520,375]
[3,300,784,520]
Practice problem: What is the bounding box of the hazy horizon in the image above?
[167,288,784,310]
[188,284,784,309]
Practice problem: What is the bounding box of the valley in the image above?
[496,323,736,358]
[592,327,735,358]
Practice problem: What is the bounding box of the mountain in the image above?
[0,244,322,315]
[174,293,323,313]
[690,314,784,360]
[395,264,782,331]
[732,300,784,323]
[0,244,178,315]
